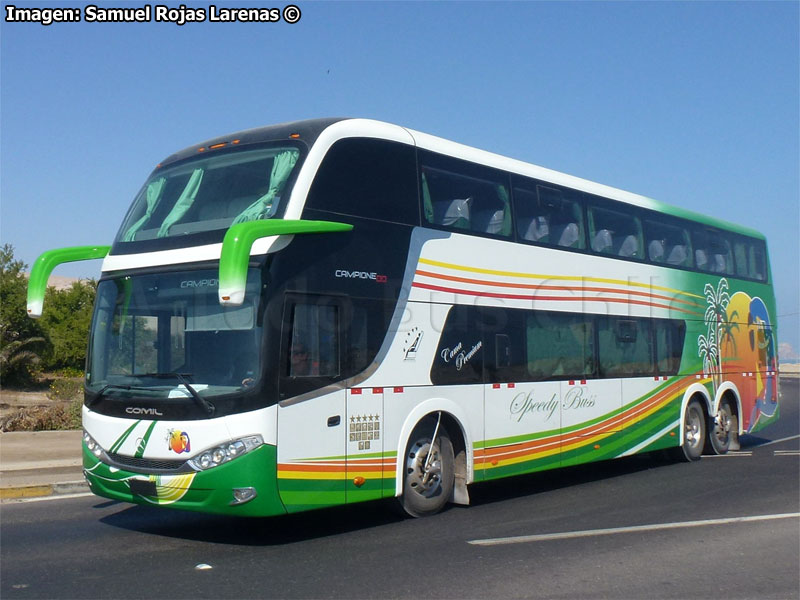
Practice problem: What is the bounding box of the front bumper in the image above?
[83,442,287,517]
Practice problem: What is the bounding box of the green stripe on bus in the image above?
[134,421,158,458]
[110,420,142,454]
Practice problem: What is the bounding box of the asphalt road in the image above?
[3,380,798,600]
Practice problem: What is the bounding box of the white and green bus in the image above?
[28,118,779,517]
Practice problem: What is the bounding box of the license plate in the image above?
[129,479,157,497]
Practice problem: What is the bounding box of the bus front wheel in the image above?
[399,417,455,518]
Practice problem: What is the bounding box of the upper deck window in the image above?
[513,179,586,250]
[420,151,512,238]
[116,144,302,243]
[587,203,644,260]
[305,138,418,225]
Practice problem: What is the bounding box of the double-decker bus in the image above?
[27,118,779,517]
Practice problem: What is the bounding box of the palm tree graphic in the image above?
[700,278,730,391]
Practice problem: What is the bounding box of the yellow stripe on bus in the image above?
[418,258,703,299]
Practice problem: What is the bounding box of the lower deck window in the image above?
[288,304,340,378]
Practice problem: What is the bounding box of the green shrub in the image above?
[0,397,82,431]
[48,377,84,403]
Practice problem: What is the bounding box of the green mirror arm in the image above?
[219,220,353,305]
[27,245,111,318]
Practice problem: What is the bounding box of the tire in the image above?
[671,399,706,462]
[399,418,455,518]
[705,400,737,455]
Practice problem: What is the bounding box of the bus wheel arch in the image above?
[395,403,472,516]
[398,415,455,517]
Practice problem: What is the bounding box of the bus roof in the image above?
[163,117,765,241]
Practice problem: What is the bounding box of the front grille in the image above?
[107,452,188,473]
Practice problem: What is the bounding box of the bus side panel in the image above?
[277,391,347,513]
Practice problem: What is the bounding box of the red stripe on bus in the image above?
[410,281,702,316]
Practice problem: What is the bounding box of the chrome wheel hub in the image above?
[685,416,702,447]
[406,440,442,498]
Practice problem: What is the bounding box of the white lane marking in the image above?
[3,492,94,504]
[752,434,800,448]
[467,513,800,546]
[704,451,752,457]
[774,450,800,456]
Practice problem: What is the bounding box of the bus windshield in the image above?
[116,144,301,243]
[86,269,263,401]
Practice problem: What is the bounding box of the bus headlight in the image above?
[188,435,264,471]
[83,431,109,461]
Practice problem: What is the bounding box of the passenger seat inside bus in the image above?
[555,222,580,247]
[433,197,471,230]
[695,249,709,271]
[617,234,640,258]
[648,239,665,262]
[592,229,613,254]
[473,208,506,235]
[666,244,688,266]
[518,215,550,243]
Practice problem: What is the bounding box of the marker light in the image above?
[289,133,300,138]
[209,143,226,150]
[188,435,264,471]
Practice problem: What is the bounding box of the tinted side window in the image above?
[692,228,733,275]
[420,151,511,237]
[733,237,768,282]
[654,319,685,375]
[749,240,768,281]
[341,298,395,379]
[526,312,595,380]
[481,308,526,382]
[733,238,750,278]
[430,305,484,385]
[288,304,340,378]
[306,138,418,225]
[597,317,654,377]
[513,180,586,250]
[644,219,693,268]
[588,203,644,260]
[280,297,343,400]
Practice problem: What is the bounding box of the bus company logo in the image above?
[334,270,387,283]
[167,429,191,454]
[403,327,424,361]
[180,279,218,288]
[125,407,163,416]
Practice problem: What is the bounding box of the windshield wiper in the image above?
[86,383,148,408]
[136,372,215,416]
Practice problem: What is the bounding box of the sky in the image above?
[1,1,798,354]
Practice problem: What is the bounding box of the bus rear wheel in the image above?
[706,400,737,455]
[399,418,455,518]
[671,399,705,462]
